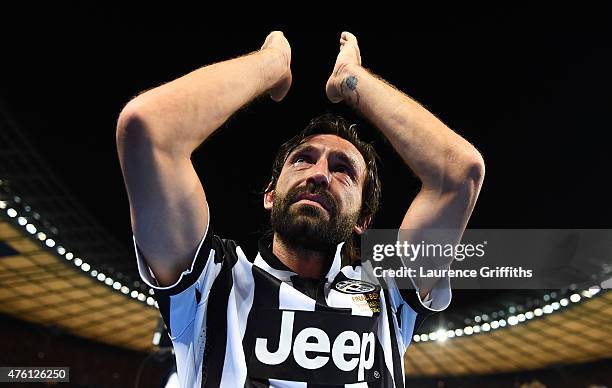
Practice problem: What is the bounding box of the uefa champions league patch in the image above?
[334,280,381,314]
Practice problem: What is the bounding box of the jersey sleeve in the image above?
[384,274,452,350]
[133,218,224,340]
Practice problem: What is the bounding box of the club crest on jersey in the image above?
[334,279,377,294]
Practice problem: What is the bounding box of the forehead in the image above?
[290,134,366,169]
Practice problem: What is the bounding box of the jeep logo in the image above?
[254,311,375,381]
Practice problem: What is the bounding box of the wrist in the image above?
[258,48,290,89]
[333,63,364,104]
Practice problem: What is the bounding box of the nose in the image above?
[306,159,330,188]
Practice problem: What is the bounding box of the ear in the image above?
[263,183,274,211]
[353,216,372,235]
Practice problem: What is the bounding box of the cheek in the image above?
[339,188,363,214]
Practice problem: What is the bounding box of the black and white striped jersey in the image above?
[134,220,451,387]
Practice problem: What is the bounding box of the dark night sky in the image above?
[2,5,611,320]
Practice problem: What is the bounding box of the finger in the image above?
[342,31,358,45]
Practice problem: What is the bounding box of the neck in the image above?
[272,234,332,279]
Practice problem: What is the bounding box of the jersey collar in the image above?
[256,236,344,282]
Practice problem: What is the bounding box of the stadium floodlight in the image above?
[65,252,73,260]
[105,277,113,286]
[570,293,581,303]
[560,298,569,307]
[74,258,83,267]
[147,297,156,306]
[420,334,429,342]
[45,239,55,247]
[534,308,543,316]
[481,323,491,332]
[57,246,66,255]
[463,326,474,335]
[0,200,6,209]
[81,263,90,272]
[7,208,17,217]
[152,332,161,346]
[131,290,139,298]
[37,232,46,241]
[26,224,37,234]
[413,335,420,342]
[17,217,27,226]
[551,302,560,310]
[543,305,553,314]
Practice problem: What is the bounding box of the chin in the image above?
[291,203,330,219]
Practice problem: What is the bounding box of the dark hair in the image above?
[264,113,382,264]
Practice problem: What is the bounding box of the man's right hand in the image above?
[260,31,292,102]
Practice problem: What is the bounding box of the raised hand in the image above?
[260,31,293,102]
[326,31,362,103]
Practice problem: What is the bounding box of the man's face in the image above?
[264,134,368,252]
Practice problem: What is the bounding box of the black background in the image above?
[2,5,611,317]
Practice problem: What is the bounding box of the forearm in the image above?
[117,49,287,156]
[335,64,483,190]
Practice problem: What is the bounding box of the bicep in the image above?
[118,128,209,287]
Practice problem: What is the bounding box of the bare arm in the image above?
[327,32,485,298]
[116,32,291,286]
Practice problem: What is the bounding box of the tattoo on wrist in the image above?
[340,75,360,106]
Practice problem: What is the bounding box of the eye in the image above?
[291,154,312,165]
[332,163,355,180]
[334,165,348,173]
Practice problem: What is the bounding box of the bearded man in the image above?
[116,31,485,387]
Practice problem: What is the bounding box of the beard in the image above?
[270,183,359,253]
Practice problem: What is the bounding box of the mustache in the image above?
[285,184,337,215]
